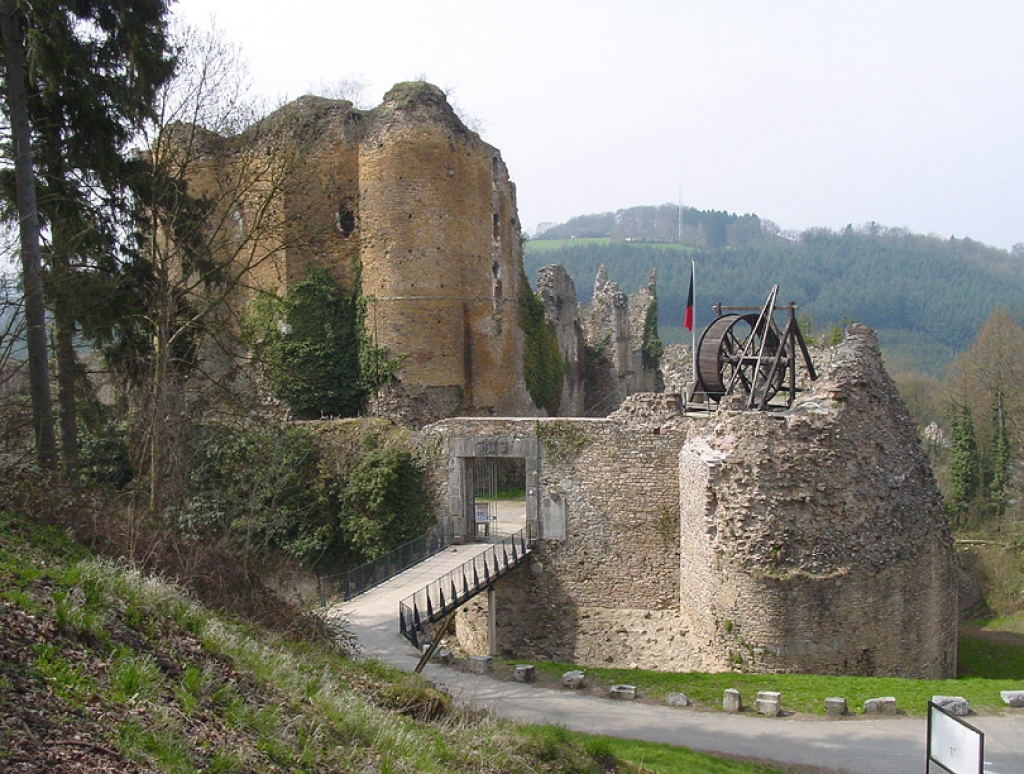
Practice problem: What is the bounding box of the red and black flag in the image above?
[684,263,694,331]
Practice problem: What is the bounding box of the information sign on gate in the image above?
[927,701,983,774]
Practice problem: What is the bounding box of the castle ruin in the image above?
[426,327,957,678]
[183,81,657,425]
[184,83,957,677]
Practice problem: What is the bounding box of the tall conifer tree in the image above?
[0,0,175,478]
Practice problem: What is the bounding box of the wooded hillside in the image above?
[528,206,1024,374]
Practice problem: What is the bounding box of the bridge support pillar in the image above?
[488,587,497,657]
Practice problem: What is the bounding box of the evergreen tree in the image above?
[0,0,175,477]
[0,0,54,469]
[947,402,979,527]
[986,392,1010,523]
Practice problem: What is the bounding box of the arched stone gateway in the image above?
[420,327,957,678]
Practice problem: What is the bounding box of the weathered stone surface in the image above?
[562,670,586,689]
[580,266,661,413]
[864,697,898,715]
[537,265,586,417]
[932,696,969,716]
[609,684,638,701]
[723,688,743,713]
[824,697,848,717]
[441,327,957,679]
[514,664,535,683]
[432,648,453,665]
[191,82,536,427]
[1001,690,1024,707]
[666,692,690,707]
[677,326,957,679]
[467,655,493,674]
[755,691,782,717]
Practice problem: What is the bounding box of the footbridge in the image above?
[398,526,534,649]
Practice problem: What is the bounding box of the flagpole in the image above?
[690,257,697,394]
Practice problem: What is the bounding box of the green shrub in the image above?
[181,421,436,569]
[339,443,436,561]
[181,421,335,565]
[79,430,133,489]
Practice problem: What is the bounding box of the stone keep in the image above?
[178,81,659,424]
[182,82,535,425]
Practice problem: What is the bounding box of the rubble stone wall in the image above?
[436,327,957,678]
[677,325,957,677]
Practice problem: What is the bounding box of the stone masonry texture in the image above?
[422,326,957,678]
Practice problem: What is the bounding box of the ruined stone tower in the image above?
[186,82,535,425]
[358,84,533,423]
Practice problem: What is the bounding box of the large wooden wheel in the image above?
[696,313,786,403]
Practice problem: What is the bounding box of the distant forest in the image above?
[526,204,1024,375]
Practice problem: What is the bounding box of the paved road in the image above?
[330,526,1024,774]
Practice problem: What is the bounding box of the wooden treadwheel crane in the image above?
[691,285,817,410]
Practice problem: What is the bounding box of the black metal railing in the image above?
[320,523,455,603]
[399,526,533,649]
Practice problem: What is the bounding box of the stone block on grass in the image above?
[723,688,742,713]
[1001,690,1024,708]
[932,696,969,716]
[864,696,898,715]
[514,664,535,683]
[467,655,493,674]
[824,697,848,717]
[755,691,781,717]
[666,692,689,707]
[609,684,638,701]
[562,670,586,689]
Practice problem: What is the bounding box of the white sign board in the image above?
[928,702,983,774]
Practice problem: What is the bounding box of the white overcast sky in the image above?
[171,0,1024,249]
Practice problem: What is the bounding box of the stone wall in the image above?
[536,265,586,417]
[421,411,700,669]
[534,263,662,417]
[425,326,957,678]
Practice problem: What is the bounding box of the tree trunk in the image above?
[54,303,80,485]
[0,0,56,470]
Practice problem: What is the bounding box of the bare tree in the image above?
[118,24,337,510]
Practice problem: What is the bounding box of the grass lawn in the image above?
[495,627,1024,717]
[523,726,793,774]
[526,238,612,252]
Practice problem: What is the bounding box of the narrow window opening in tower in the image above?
[491,261,503,308]
[492,212,500,240]
[336,202,356,237]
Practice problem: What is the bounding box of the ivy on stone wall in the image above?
[518,279,565,415]
[641,298,664,370]
[243,267,401,419]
